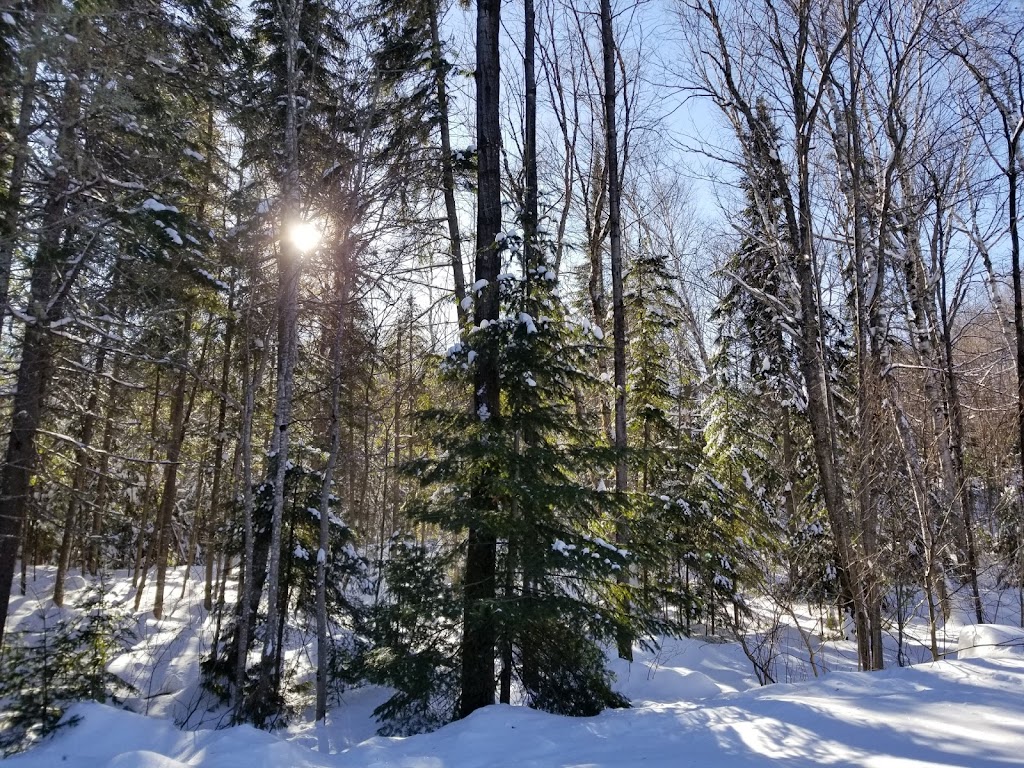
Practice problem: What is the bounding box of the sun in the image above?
[287,220,322,253]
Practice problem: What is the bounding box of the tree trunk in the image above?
[934,196,983,623]
[1009,124,1024,579]
[90,345,121,576]
[234,319,270,719]
[151,338,190,620]
[429,0,467,324]
[206,294,235,611]
[133,370,162,600]
[600,0,631,662]
[53,344,107,606]
[0,11,45,348]
[315,244,349,723]
[517,0,543,696]
[257,0,306,717]
[460,0,502,719]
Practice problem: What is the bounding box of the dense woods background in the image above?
[1,0,1023,741]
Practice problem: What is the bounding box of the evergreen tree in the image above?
[0,584,135,755]
[393,230,661,731]
[363,536,461,735]
[622,239,728,629]
[0,0,233,642]
[704,98,837,619]
[204,446,367,724]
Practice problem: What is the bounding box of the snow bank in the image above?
[8,659,1024,767]
[957,624,1024,659]
[6,703,324,768]
[607,635,756,704]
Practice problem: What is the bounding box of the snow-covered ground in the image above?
[5,566,1024,767]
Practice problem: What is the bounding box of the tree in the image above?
[0,0,230,644]
[600,0,632,662]
[459,0,502,719]
[683,0,885,669]
[406,244,638,727]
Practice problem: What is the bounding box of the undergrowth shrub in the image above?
[0,585,136,755]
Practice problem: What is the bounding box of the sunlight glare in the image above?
[288,220,322,253]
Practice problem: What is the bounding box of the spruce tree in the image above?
[394,228,665,730]
[363,536,461,735]
[0,584,135,755]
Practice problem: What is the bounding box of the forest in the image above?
[1,0,1023,757]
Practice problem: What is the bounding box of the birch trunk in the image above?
[258,0,305,716]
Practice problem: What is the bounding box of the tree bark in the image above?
[428,0,467,324]
[0,8,45,349]
[315,243,349,723]
[151,331,191,620]
[234,317,271,719]
[53,344,107,606]
[460,0,502,719]
[206,292,235,611]
[257,0,306,717]
[600,0,632,662]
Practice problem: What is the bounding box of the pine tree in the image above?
[394,228,665,730]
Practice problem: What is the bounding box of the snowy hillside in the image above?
[4,567,1024,767]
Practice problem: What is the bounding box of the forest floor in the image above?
[4,566,1024,767]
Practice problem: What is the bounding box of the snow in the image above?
[141,198,179,214]
[551,539,576,554]
[8,568,1024,767]
[9,656,1024,767]
[193,268,229,291]
[957,624,1024,659]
